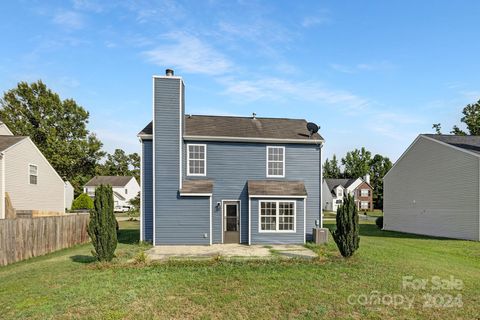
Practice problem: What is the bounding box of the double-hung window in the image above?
[259,200,296,232]
[187,144,206,176]
[29,164,38,185]
[361,189,369,197]
[266,146,285,177]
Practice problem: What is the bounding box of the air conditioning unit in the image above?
[312,228,329,244]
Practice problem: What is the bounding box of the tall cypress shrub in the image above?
[332,194,360,258]
[88,184,117,261]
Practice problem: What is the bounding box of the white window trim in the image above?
[186,143,207,176]
[28,163,38,185]
[258,200,296,233]
[266,146,285,178]
[361,189,369,197]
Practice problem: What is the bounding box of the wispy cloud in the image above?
[143,32,233,75]
[219,76,369,112]
[330,60,396,73]
[53,10,85,30]
[301,10,331,28]
[73,0,103,13]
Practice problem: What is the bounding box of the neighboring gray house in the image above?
[384,134,480,241]
[138,70,324,245]
[84,176,140,211]
[0,124,65,218]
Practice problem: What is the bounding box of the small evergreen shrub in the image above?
[332,194,360,258]
[71,193,94,210]
[376,216,383,229]
[87,185,117,262]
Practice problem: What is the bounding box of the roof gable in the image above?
[85,176,134,187]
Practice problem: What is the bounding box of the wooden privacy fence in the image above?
[0,214,90,266]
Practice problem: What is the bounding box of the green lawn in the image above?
[0,221,478,319]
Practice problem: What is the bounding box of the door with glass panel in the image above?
[223,202,240,243]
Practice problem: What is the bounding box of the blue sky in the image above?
[1,1,479,161]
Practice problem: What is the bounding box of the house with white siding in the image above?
[138,70,323,245]
[84,176,140,211]
[322,176,373,212]
[384,134,480,241]
[0,123,65,218]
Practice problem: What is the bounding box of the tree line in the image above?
[323,148,392,210]
[0,80,139,195]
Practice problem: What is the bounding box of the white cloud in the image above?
[143,33,232,75]
[219,76,369,112]
[53,10,85,30]
[73,0,103,13]
[330,60,396,73]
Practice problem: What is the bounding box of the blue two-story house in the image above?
[138,69,324,245]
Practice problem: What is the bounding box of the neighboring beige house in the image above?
[84,176,140,211]
[64,181,74,210]
[384,134,480,241]
[0,123,65,218]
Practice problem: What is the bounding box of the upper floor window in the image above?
[187,144,206,176]
[361,189,369,197]
[266,146,285,177]
[336,188,343,198]
[29,164,38,185]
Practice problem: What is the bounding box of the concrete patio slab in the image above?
[146,244,317,261]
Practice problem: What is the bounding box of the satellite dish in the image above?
[306,122,319,136]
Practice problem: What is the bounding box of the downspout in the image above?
[319,143,323,228]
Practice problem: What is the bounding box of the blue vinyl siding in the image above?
[154,77,211,244]
[142,140,153,242]
[250,198,305,244]
[184,141,321,244]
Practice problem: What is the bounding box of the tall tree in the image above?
[0,80,104,194]
[323,154,342,178]
[96,149,140,182]
[88,184,117,262]
[342,147,371,178]
[369,154,392,209]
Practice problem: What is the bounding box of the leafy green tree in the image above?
[71,193,94,210]
[369,154,392,209]
[128,192,140,211]
[96,149,140,182]
[433,99,480,135]
[342,147,371,178]
[0,80,104,194]
[88,185,117,262]
[432,123,442,134]
[323,154,342,178]
[332,194,360,258]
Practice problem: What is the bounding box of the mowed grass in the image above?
[0,221,478,319]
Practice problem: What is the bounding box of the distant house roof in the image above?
[85,176,134,187]
[248,180,307,196]
[423,134,480,155]
[180,179,214,194]
[0,135,27,152]
[138,115,323,143]
[324,178,358,192]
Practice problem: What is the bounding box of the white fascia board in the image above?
[179,193,212,197]
[184,135,324,144]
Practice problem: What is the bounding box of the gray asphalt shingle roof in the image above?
[423,134,480,155]
[85,176,134,187]
[248,180,307,196]
[324,178,357,192]
[0,135,27,152]
[180,179,214,194]
[139,115,323,142]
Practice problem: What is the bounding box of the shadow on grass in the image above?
[325,222,455,241]
[70,255,96,264]
[117,228,139,245]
